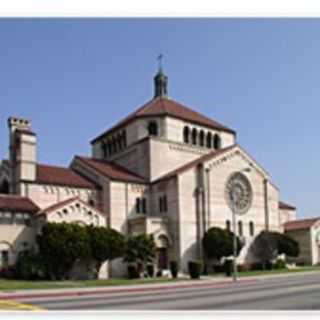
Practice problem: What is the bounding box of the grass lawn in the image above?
[0,277,187,292]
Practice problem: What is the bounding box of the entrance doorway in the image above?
[157,248,168,270]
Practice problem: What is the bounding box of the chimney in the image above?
[8,117,37,192]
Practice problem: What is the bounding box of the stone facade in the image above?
[0,69,304,278]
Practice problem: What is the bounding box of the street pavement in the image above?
[3,272,320,310]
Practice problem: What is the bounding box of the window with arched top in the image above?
[199,130,205,147]
[117,134,123,151]
[122,131,127,147]
[0,180,9,194]
[226,220,231,231]
[183,126,190,143]
[238,221,243,237]
[213,134,221,150]
[206,132,212,148]
[112,137,118,153]
[148,121,158,136]
[249,221,254,236]
[191,128,198,145]
[101,142,108,158]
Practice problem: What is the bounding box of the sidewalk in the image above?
[1,270,319,301]
[0,277,254,301]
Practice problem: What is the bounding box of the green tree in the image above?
[202,227,243,262]
[278,233,300,257]
[124,234,156,275]
[251,230,279,269]
[87,225,125,277]
[37,222,91,280]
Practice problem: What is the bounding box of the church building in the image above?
[0,66,300,277]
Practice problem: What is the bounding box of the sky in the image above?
[0,18,318,218]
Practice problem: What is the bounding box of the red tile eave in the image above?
[0,194,39,213]
[284,217,320,232]
[75,156,147,184]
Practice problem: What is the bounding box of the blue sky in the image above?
[0,18,318,218]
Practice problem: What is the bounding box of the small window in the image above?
[141,198,147,214]
[213,134,221,150]
[135,198,141,214]
[249,221,254,236]
[191,128,198,145]
[15,213,25,225]
[0,250,9,268]
[163,195,168,212]
[148,121,158,136]
[0,212,13,225]
[159,197,163,213]
[89,200,95,207]
[238,221,243,237]
[206,132,212,148]
[199,130,205,147]
[226,220,231,231]
[183,126,190,143]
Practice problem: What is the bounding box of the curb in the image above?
[0,279,256,301]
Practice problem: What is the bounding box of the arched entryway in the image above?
[0,179,9,194]
[0,242,12,269]
[156,235,170,270]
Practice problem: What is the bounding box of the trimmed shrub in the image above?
[212,264,224,273]
[15,250,47,280]
[188,261,203,279]
[273,259,286,270]
[170,261,178,278]
[146,264,154,278]
[127,265,140,279]
[156,270,163,277]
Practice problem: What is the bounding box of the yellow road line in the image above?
[0,300,44,311]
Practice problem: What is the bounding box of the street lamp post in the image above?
[226,167,252,283]
[231,197,238,282]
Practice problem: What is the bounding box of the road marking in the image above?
[0,299,44,311]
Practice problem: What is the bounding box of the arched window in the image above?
[183,126,190,143]
[101,142,108,158]
[238,221,243,237]
[249,221,254,236]
[112,137,118,153]
[191,128,198,145]
[148,121,158,136]
[141,198,147,214]
[0,180,9,194]
[226,220,231,231]
[122,130,127,147]
[213,134,221,150]
[206,132,212,148]
[135,198,141,213]
[107,140,112,155]
[199,130,205,147]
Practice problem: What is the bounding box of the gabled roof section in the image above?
[34,163,97,189]
[279,201,296,211]
[76,156,146,184]
[38,196,103,217]
[284,218,319,231]
[91,96,236,144]
[0,194,39,213]
[153,144,237,183]
[154,143,271,184]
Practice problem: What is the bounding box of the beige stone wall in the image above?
[176,147,281,271]
[20,182,98,211]
[286,229,312,265]
[279,208,297,231]
[310,222,320,265]
[0,223,35,266]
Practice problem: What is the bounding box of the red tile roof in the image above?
[153,144,237,183]
[91,97,236,144]
[284,218,319,231]
[279,201,296,211]
[0,194,39,213]
[76,156,146,184]
[34,164,97,189]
